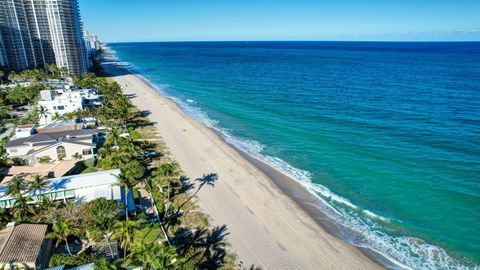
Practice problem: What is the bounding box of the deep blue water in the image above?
[108,41,480,269]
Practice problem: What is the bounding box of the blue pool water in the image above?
[108,41,480,269]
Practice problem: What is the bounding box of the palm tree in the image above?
[94,258,116,270]
[129,244,158,269]
[115,161,144,220]
[12,193,34,221]
[0,106,10,120]
[111,219,139,258]
[179,173,218,211]
[142,177,157,194]
[7,71,19,81]
[156,244,181,269]
[47,64,59,78]
[153,162,181,219]
[46,218,78,256]
[38,105,49,124]
[115,172,134,220]
[71,152,83,161]
[51,112,64,122]
[60,67,69,77]
[7,175,26,197]
[38,196,58,213]
[28,174,48,202]
[130,243,179,269]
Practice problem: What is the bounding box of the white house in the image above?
[38,90,83,125]
[37,89,101,125]
[3,128,98,165]
[0,169,135,211]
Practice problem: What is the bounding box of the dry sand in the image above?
[101,52,384,270]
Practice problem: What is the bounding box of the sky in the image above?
[79,0,480,42]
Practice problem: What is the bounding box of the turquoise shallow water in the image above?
[108,42,480,269]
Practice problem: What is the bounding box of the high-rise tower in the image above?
[0,0,89,74]
[45,0,89,74]
[0,0,37,70]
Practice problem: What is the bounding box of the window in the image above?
[9,149,17,153]
[8,199,16,207]
[50,191,63,200]
[57,105,65,110]
[64,190,75,197]
[56,146,66,159]
[82,149,92,155]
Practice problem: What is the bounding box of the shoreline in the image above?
[100,50,387,270]
[229,142,400,269]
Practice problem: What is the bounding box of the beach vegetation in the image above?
[6,174,26,196]
[37,155,52,164]
[0,66,237,269]
[48,253,100,268]
[12,193,35,221]
[47,218,79,256]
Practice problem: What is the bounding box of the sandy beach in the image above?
[101,51,384,270]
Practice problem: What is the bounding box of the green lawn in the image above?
[81,167,98,174]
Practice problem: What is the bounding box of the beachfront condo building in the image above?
[0,0,38,70]
[45,0,89,74]
[0,0,89,74]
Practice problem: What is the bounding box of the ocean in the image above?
[107,41,480,270]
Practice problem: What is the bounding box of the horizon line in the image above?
[105,40,480,44]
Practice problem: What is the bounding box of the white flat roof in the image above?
[0,169,120,200]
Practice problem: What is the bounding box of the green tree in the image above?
[74,73,97,88]
[115,160,144,220]
[60,67,69,77]
[6,175,26,197]
[142,177,158,194]
[111,219,140,258]
[48,253,98,267]
[94,258,116,270]
[46,64,60,78]
[6,85,27,105]
[82,198,121,247]
[23,84,42,104]
[129,243,180,269]
[71,152,83,161]
[0,105,11,121]
[38,196,58,213]
[37,105,49,123]
[97,129,142,169]
[12,193,35,221]
[28,174,48,201]
[51,112,64,122]
[37,155,52,164]
[7,71,20,81]
[153,162,181,219]
[47,218,79,256]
